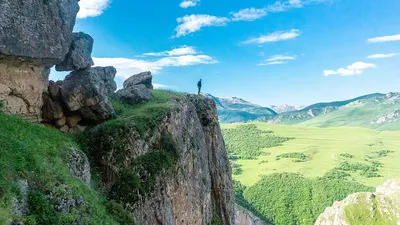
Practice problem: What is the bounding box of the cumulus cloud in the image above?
[324,62,376,76]
[242,29,300,45]
[367,53,399,59]
[368,34,400,43]
[77,0,111,19]
[144,46,197,57]
[231,8,267,21]
[92,50,218,79]
[179,0,199,8]
[174,14,230,37]
[267,0,304,12]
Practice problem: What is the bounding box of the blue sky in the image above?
[50,0,400,106]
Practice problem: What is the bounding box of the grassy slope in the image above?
[222,122,400,187]
[0,114,119,224]
[298,102,400,130]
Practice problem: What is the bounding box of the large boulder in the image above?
[123,71,153,89]
[61,66,117,122]
[0,0,79,65]
[42,93,64,121]
[56,32,94,71]
[116,84,152,105]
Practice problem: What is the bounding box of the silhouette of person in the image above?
[197,79,202,95]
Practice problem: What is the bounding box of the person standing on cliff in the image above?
[197,79,202,95]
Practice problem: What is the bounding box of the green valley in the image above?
[222,123,400,224]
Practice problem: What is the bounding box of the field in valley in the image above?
[222,122,400,188]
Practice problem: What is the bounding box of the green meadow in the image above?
[222,122,400,187]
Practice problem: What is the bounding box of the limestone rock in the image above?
[0,0,79,65]
[42,93,64,121]
[55,116,67,127]
[116,84,152,105]
[66,114,82,127]
[11,180,29,217]
[48,80,62,101]
[315,179,400,225]
[0,62,50,121]
[85,94,235,224]
[61,66,117,122]
[123,71,153,89]
[67,147,91,186]
[56,32,94,71]
[235,206,265,225]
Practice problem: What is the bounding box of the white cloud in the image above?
[179,0,199,8]
[324,62,376,76]
[144,46,197,57]
[153,84,169,89]
[367,53,399,59]
[258,54,296,66]
[368,34,400,43]
[267,0,304,12]
[267,55,296,61]
[93,54,217,79]
[77,0,111,19]
[231,8,267,21]
[174,14,230,37]
[242,29,300,45]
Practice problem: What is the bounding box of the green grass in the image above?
[0,113,119,224]
[222,122,400,187]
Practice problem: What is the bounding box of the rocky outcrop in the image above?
[56,32,94,71]
[235,206,265,225]
[0,63,49,121]
[85,94,235,224]
[0,0,79,65]
[371,110,400,124]
[315,179,400,225]
[123,71,153,89]
[61,66,117,122]
[66,147,91,186]
[0,0,79,121]
[116,72,153,104]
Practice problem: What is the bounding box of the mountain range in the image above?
[210,92,400,130]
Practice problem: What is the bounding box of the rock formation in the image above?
[85,94,235,224]
[56,32,94,71]
[116,71,153,104]
[0,0,80,121]
[315,179,400,225]
[235,206,266,225]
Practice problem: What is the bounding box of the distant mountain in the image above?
[267,92,400,130]
[268,104,305,113]
[205,94,277,123]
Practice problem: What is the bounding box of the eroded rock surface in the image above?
[116,84,152,104]
[315,179,400,225]
[235,206,265,225]
[85,95,235,225]
[61,66,117,122]
[0,0,79,65]
[56,32,94,71]
[124,71,153,89]
[0,62,50,121]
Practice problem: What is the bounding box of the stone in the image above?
[61,66,117,122]
[11,180,29,217]
[67,114,82,127]
[60,125,69,133]
[68,125,87,133]
[42,93,64,121]
[0,63,50,121]
[116,84,152,105]
[235,206,265,225]
[56,32,94,71]
[0,0,79,65]
[123,71,153,89]
[55,116,67,127]
[67,147,91,186]
[48,80,61,101]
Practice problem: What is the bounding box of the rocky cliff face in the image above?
[84,93,235,224]
[315,179,400,225]
[0,0,79,121]
[235,206,265,225]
